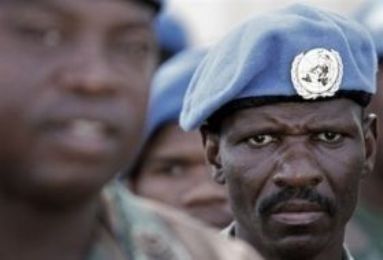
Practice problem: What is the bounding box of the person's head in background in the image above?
[127,49,232,229]
[355,0,383,207]
[155,10,189,64]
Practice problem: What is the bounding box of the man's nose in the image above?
[55,44,121,97]
[273,147,324,189]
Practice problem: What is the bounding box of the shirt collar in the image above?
[222,221,355,260]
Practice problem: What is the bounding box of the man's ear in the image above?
[362,113,378,178]
[200,126,226,185]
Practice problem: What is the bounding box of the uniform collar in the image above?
[222,222,354,260]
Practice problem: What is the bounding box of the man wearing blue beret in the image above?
[345,0,383,258]
[127,49,232,229]
[0,0,260,259]
[180,4,378,260]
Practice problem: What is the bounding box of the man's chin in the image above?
[256,214,335,258]
[1,168,114,209]
[265,234,328,259]
[23,184,101,209]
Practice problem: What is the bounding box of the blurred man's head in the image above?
[181,4,377,259]
[128,50,232,228]
[0,0,159,207]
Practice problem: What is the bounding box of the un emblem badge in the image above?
[291,48,343,99]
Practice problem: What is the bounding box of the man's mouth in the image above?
[270,200,326,225]
[39,117,119,159]
[65,119,114,140]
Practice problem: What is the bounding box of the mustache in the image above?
[257,187,336,217]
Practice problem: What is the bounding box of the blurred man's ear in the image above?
[362,113,378,178]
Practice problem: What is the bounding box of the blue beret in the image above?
[354,0,383,57]
[145,49,206,138]
[155,13,189,54]
[180,4,377,131]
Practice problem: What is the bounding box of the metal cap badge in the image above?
[291,48,343,99]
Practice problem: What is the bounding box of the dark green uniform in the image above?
[87,182,261,260]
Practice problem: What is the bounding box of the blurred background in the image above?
[164,0,364,47]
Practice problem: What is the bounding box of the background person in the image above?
[127,49,232,229]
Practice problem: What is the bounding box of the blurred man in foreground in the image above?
[128,49,232,229]
[180,4,378,260]
[0,1,260,259]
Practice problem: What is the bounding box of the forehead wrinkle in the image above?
[225,106,315,132]
[0,0,62,17]
[306,112,359,130]
[272,109,360,135]
[223,100,363,135]
[0,0,67,14]
[306,102,363,133]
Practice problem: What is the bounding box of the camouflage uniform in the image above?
[87,182,261,260]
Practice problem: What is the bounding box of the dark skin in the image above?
[0,0,157,259]
[203,99,377,260]
[131,123,232,228]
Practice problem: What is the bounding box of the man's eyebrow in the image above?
[117,22,155,32]
[2,0,56,9]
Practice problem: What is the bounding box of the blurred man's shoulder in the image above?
[142,197,261,260]
[104,182,261,260]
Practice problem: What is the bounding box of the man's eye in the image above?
[316,132,343,143]
[16,25,63,47]
[245,134,276,147]
[155,164,185,178]
[116,41,151,58]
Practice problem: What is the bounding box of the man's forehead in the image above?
[1,0,158,7]
[0,0,157,16]
[0,0,156,28]
[148,125,203,155]
[222,99,363,131]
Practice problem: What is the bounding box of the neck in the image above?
[235,222,345,260]
[0,191,100,260]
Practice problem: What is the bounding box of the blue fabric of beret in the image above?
[180,4,377,131]
[155,13,189,54]
[145,49,206,139]
[354,0,383,57]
